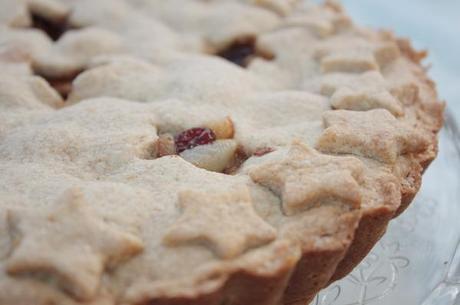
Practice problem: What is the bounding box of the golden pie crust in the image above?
[0,1,444,305]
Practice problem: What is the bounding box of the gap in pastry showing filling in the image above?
[0,1,445,305]
[217,36,275,67]
[32,70,82,99]
[27,10,83,99]
[155,117,249,173]
[30,12,69,41]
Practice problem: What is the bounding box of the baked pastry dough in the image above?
[0,1,444,304]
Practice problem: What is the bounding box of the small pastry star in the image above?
[6,187,144,301]
[315,38,400,73]
[249,141,363,216]
[163,186,277,259]
[316,109,429,163]
[320,71,404,116]
[320,49,379,73]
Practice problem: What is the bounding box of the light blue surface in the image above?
[340,0,460,120]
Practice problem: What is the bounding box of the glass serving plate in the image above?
[308,109,460,305]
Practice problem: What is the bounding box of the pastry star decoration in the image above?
[163,186,277,259]
[251,0,296,16]
[320,71,404,116]
[6,187,144,301]
[316,109,430,163]
[283,5,351,38]
[315,38,400,73]
[249,141,363,216]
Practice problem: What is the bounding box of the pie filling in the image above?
[30,13,70,41]
[36,71,82,99]
[155,118,253,173]
[174,127,217,154]
[217,37,274,67]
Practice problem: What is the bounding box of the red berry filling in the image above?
[175,127,216,153]
[31,13,70,41]
[217,37,274,67]
[254,147,275,157]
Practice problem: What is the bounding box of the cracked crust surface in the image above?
[0,0,444,305]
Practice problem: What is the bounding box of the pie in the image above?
[0,1,444,305]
